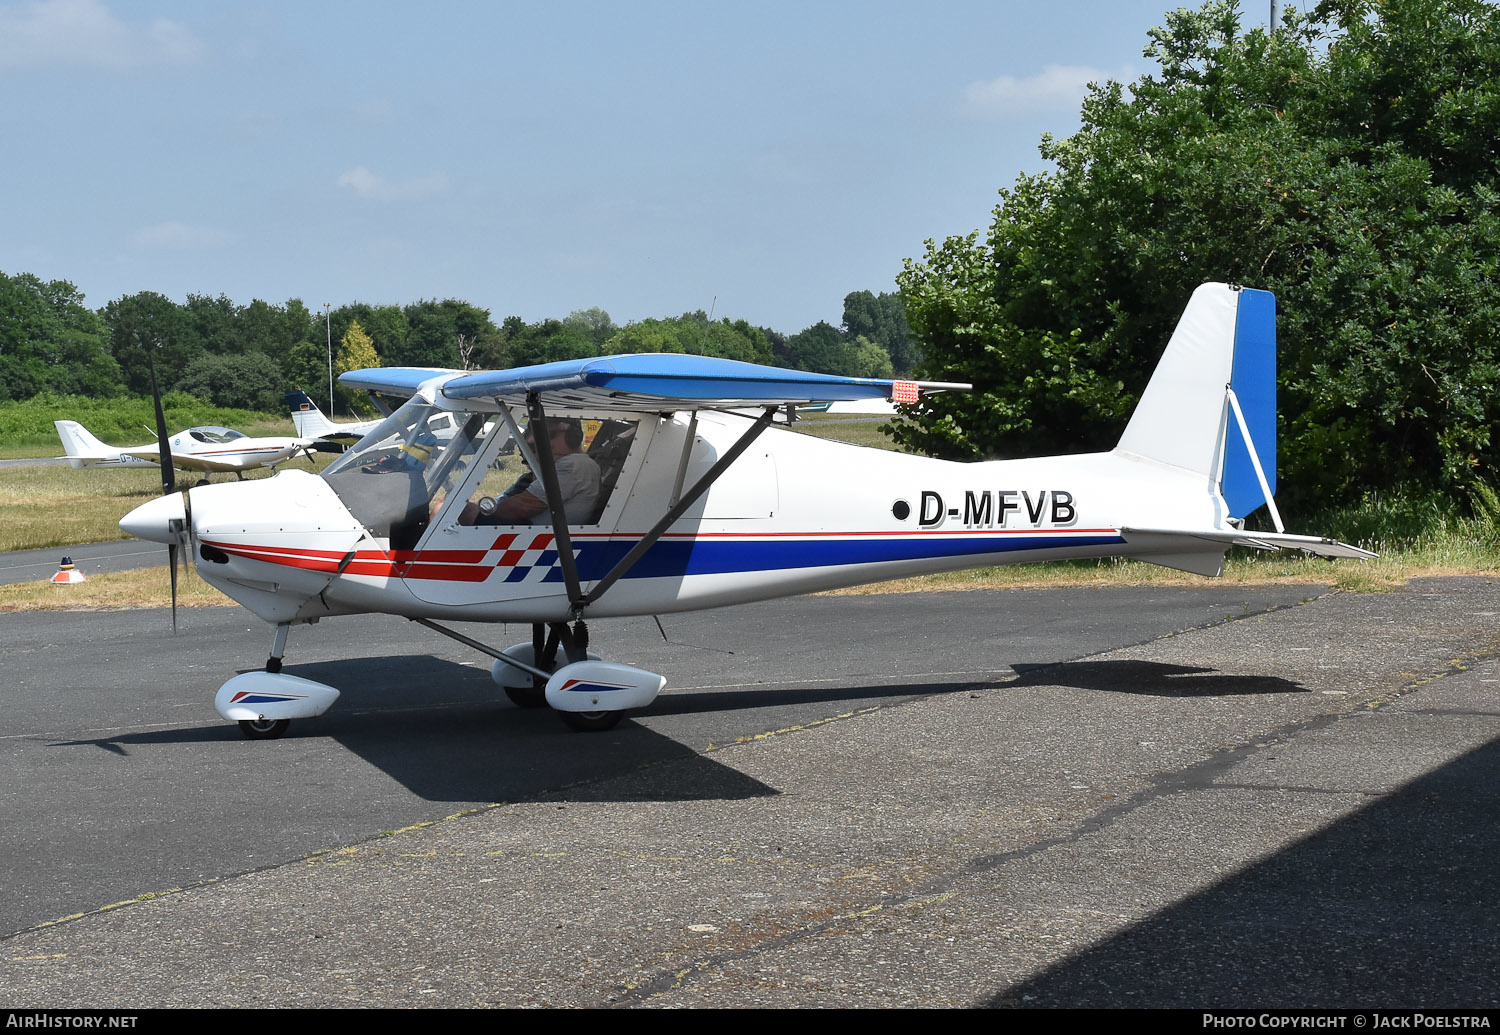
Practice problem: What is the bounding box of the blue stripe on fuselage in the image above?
[533,534,1125,582]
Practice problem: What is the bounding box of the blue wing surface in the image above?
[341,354,968,410]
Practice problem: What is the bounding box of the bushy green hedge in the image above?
[0,392,283,449]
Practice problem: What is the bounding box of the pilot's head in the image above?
[523,418,584,455]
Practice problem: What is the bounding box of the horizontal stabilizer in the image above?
[1122,527,1377,560]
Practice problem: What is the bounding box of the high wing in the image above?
[339,354,968,411]
[336,366,463,399]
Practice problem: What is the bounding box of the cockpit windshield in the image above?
[187,426,247,443]
[322,399,494,549]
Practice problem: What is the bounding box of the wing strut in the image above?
[525,393,587,614]
[1224,385,1285,534]
[411,617,552,680]
[583,407,777,608]
[520,398,776,617]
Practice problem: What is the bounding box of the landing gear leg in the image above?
[553,617,621,731]
[239,623,293,739]
[266,622,289,674]
[501,623,552,708]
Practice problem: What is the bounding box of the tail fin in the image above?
[54,420,113,467]
[286,389,338,438]
[1114,283,1278,525]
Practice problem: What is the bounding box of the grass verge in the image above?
[0,565,231,612]
[0,455,328,552]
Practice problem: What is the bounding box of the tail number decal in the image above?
[918,490,1076,529]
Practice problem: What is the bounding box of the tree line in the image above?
[896,0,1500,515]
[0,274,916,416]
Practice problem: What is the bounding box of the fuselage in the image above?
[125,403,1228,627]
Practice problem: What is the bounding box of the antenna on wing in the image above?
[695,295,716,356]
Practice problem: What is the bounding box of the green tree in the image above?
[842,290,917,374]
[785,320,870,375]
[174,352,284,412]
[896,0,1500,512]
[329,304,408,367]
[563,307,618,349]
[286,341,329,407]
[0,272,120,401]
[103,291,196,398]
[334,320,380,414]
[511,318,597,366]
[602,312,773,365]
[183,293,239,354]
[849,335,895,379]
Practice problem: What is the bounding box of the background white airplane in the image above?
[121,283,1372,739]
[55,420,315,477]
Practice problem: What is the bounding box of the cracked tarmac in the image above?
[3,578,1498,1008]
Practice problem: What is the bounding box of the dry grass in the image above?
[0,565,231,612]
[0,455,329,553]
[825,538,1500,596]
[786,414,902,451]
[8,535,1491,614]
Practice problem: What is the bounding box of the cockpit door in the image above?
[406,412,654,606]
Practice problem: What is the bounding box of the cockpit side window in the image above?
[322,400,493,548]
[454,416,637,529]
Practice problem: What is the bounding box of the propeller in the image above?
[144,342,189,633]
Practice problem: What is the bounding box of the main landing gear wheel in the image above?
[559,710,623,733]
[238,717,290,740]
[503,682,547,709]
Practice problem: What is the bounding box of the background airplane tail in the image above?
[54,420,114,467]
[1113,283,1277,523]
[286,389,338,438]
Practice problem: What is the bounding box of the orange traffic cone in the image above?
[49,557,88,585]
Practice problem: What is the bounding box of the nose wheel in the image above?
[559,710,622,733]
[238,717,290,740]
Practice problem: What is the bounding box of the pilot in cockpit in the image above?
[461,418,600,525]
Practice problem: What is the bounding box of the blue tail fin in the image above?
[1115,283,1279,522]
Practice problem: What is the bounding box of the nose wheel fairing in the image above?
[215,671,341,723]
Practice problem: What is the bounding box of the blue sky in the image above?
[0,0,1275,334]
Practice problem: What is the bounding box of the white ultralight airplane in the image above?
[120,283,1373,738]
[56,420,315,477]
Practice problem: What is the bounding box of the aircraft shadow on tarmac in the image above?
[1007,659,1306,698]
[986,732,1500,1007]
[47,655,1009,806]
[641,678,994,717]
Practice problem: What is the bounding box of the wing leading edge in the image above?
[340,354,968,411]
